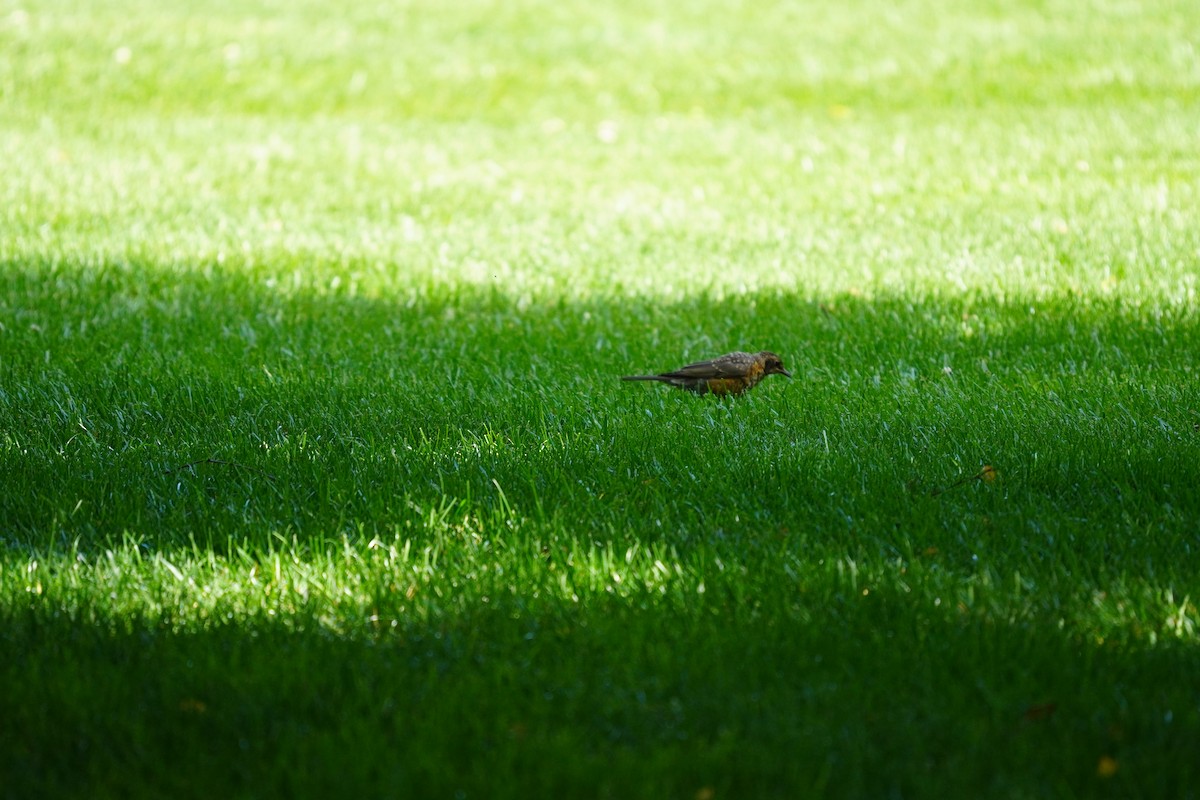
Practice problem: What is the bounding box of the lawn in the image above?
[2,0,1200,796]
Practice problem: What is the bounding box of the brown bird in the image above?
[622,350,792,397]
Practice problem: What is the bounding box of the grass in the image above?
[3,0,1200,796]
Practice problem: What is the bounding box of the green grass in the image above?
[3,0,1200,797]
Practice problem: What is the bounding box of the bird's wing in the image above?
[661,352,753,379]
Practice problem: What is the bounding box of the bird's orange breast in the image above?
[705,370,764,396]
[704,378,747,396]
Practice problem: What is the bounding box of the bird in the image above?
[621,350,791,397]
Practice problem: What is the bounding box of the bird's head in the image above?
[761,352,792,378]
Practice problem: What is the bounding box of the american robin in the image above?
[621,350,791,397]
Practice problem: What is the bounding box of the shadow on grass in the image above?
[3,585,1198,799]
[2,256,1197,556]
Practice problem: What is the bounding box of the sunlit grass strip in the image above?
[8,525,1197,652]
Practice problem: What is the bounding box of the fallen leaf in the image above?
[1022,702,1057,722]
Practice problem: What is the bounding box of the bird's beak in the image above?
[779,367,792,378]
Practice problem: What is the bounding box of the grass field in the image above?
[3,0,1200,796]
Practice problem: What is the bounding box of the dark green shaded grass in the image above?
[3,259,1198,559]
[5,567,1199,799]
